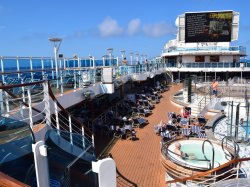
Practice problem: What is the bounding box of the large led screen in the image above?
[185,11,233,43]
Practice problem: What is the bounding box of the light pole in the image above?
[120,50,126,61]
[130,52,133,65]
[135,52,139,64]
[107,48,113,66]
[49,38,62,88]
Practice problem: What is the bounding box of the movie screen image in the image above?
[185,11,233,43]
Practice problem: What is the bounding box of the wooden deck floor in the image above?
[109,84,183,187]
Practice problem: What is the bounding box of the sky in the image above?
[0,0,250,59]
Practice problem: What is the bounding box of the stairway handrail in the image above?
[47,80,93,137]
[0,80,45,89]
[222,136,240,159]
[165,157,250,184]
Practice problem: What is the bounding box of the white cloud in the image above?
[127,18,141,35]
[143,22,176,37]
[98,17,123,37]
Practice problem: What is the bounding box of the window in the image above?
[195,56,205,62]
[210,56,219,62]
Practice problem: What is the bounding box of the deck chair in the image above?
[161,131,176,142]
[150,95,160,104]
[191,125,206,138]
[143,100,154,110]
[138,99,144,107]
[138,107,152,117]
[132,117,148,128]
[181,128,191,137]
[131,107,140,116]
[113,128,123,139]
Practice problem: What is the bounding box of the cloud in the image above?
[143,22,176,37]
[98,17,123,37]
[127,18,141,35]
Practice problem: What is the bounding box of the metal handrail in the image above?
[166,157,250,185]
[222,136,240,159]
[202,139,215,169]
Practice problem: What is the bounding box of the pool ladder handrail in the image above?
[202,139,215,169]
[221,136,240,160]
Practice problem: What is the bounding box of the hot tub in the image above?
[167,139,231,170]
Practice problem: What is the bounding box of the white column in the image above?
[92,158,116,187]
[32,141,50,187]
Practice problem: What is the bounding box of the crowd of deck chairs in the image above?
[154,107,207,143]
[98,83,169,141]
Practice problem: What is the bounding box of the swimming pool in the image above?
[168,139,231,170]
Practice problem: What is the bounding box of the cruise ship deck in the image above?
[109,84,183,187]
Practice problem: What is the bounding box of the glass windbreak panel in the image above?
[3,58,17,72]
[45,129,97,187]
[43,58,52,69]
[95,59,103,67]
[32,59,42,70]
[0,119,35,186]
[18,58,30,71]
[67,59,78,68]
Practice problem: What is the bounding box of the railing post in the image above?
[92,134,95,148]
[43,81,51,127]
[1,57,5,83]
[0,83,4,115]
[60,73,63,95]
[27,88,33,129]
[21,78,25,102]
[41,58,44,77]
[30,58,34,82]
[54,101,60,135]
[74,72,77,91]
[236,162,240,178]
[69,115,73,145]
[20,101,24,117]
[4,91,9,114]
[82,126,85,149]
